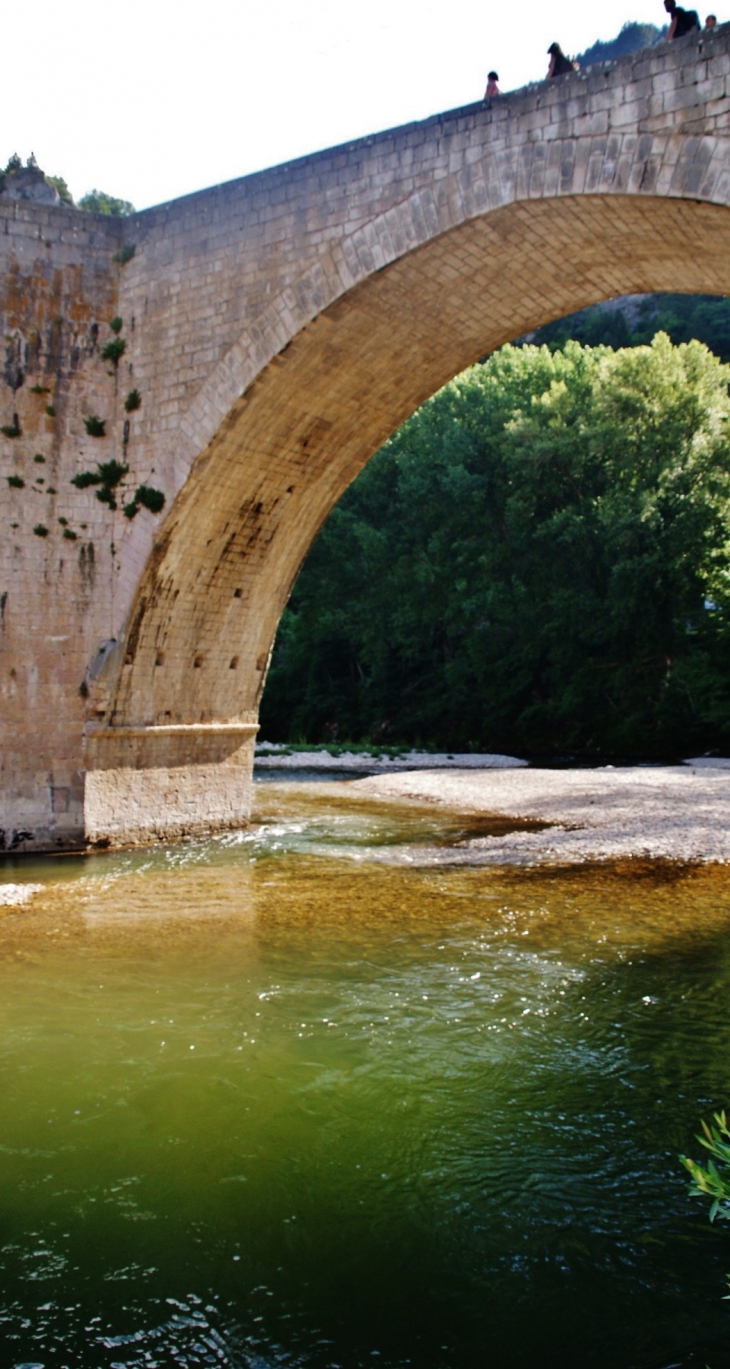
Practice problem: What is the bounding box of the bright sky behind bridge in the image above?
[3,0,691,212]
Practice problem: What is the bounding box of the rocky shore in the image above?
[349,761,730,865]
[254,745,526,773]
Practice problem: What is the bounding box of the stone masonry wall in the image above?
[0,204,121,848]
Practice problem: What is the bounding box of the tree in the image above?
[78,189,135,217]
[529,294,730,365]
[260,336,730,756]
[575,21,664,67]
[45,174,73,205]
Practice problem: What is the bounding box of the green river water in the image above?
[1,780,730,1369]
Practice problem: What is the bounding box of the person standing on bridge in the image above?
[547,43,574,77]
[664,0,701,38]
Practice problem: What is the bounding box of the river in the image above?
[1,780,729,1368]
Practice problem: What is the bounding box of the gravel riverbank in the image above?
[348,761,730,865]
[254,746,526,773]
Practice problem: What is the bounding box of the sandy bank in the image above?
[348,763,730,865]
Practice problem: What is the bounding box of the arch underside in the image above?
[109,192,730,737]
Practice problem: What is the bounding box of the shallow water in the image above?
[1,782,730,1368]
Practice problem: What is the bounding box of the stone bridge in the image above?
[3,26,730,850]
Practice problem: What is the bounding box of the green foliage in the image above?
[531,294,730,364]
[101,337,126,367]
[123,484,165,519]
[3,153,21,174]
[83,415,106,438]
[62,527,77,540]
[45,405,55,417]
[78,189,135,217]
[135,485,165,514]
[1,422,20,438]
[97,460,129,488]
[30,385,49,396]
[114,243,136,265]
[680,1109,730,1311]
[71,458,128,512]
[109,316,123,334]
[575,21,663,67]
[33,454,45,463]
[681,1110,730,1226]
[124,388,141,412]
[32,524,48,537]
[45,174,73,205]
[261,335,730,756]
[7,475,24,488]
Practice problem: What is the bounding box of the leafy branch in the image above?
[680,1110,730,1225]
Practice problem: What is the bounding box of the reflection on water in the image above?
[1,783,730,1368]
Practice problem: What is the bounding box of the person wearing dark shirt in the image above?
[664,0,701,37]
[547,42,574,77]
[705,13,718,27]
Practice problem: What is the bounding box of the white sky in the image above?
[3,0,675,211]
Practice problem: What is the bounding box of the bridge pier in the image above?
[83,721,258,848]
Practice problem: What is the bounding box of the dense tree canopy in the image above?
[575,21,664,67]
[531,294,730,365]
[77,189,135,217]
[260,336,730,758]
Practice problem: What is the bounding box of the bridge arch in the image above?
[89,187,730,842]
[112,188,730,727]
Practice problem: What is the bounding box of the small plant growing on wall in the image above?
[113,243,136,265]
[45,405,55,417]
[1,416,21,438]
[84,415,106,438]
[71,459,128,511]
[101,337,126,368]
[30,385,49,396]
[123,484,166,519]
[124,389,141,412]
[7,475,24,488]
[109,317,123,334]
[33,524,48,537]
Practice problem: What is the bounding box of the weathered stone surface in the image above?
[84,724,258,847]
[0,164,60,205]
[3,27,730,849]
